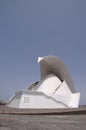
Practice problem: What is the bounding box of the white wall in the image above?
[19,92,66,108]
[8,90,80,108]
[8,94,21,108]
[69,93,80,108]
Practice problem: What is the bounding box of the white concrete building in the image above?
[7,55,80,108]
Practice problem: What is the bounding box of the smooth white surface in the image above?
[36,74,61,93]
[55,80,72,95]
[19,93,66,108]
[69,93,80,108]
[38,57,43,63]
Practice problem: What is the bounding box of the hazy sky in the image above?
[0,0,86,105]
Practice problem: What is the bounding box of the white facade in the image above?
[7,55,80,108]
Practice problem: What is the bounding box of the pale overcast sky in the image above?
[0,0,86,105]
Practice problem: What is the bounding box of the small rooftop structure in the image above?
[7,55,80,108]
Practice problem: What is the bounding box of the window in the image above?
[24,97,29,103]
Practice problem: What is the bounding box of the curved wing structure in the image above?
[38,55,75,93]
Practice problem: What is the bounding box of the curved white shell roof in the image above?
[38,55,75,93]
[36,74,61,93]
